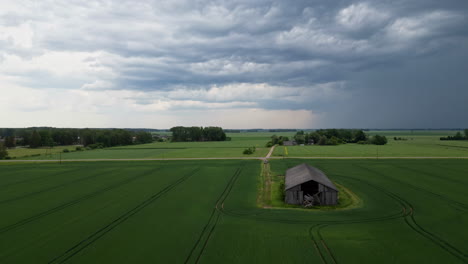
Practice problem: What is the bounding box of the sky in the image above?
[1,0,467,129]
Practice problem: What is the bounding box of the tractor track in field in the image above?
[355,164,468,210]
[311,173,467,264]
[348,165,468,262]
[0,166,163,235]
[218,159,467,263]
[0,167,82,190]
[432,163,468,177]
[48,167,200,264]
[0,168,120,205]
[185,166,243,264]
[389,163,468,187]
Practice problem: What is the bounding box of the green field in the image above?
[6,130,464,160]
[1,159,467,263]
[274,132,468,158]
[18,133,271,160]
[3,130,466,160]
[7,146,78,159]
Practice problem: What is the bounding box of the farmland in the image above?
[273,131,468,158]
[18,133,271,160]
[8,130,467,160]
[1,159,467,263]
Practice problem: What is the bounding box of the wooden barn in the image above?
[284,163,338,206]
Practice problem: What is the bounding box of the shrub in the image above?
[88,143,104,149]
[63,149,70,153]
[76,146,84,151]
[243,146,256,155]
[243,148,253,155]
[371,135,388,145]
[265,142,273,147]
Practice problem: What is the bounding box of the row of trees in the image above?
[170,126,227,142]
[0,128,154,148]
[293,129,368,145]
[440,130,468,141]
[266,135,290,147]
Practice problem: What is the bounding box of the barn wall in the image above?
[285,185,301,205]
[286,183,338,206]
[318,185,338,206]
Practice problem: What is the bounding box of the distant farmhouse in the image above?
[283,140,296,146]
[284,163,338,206]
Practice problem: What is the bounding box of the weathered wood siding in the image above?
[285,182,338,206]
[285,185,301,205]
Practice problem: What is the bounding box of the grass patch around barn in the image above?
[259,162,361,210]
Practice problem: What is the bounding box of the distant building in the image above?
[283,140,296,146]
[284,163,338,206]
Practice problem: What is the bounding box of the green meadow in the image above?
[274,131,468,158]
[18,133,271,160]
[1,159,467,263]
[9,130,467,160]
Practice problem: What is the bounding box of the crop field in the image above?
[7,146,79,159]
[1,159,467,263]
[8,130,466,160]
[273,134,468,158]
[20,133,271,160]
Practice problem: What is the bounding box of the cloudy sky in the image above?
[1,0,467,129]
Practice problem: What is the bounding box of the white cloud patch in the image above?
[336,3,390,31]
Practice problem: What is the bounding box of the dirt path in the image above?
[265,145,276,159]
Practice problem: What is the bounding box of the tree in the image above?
[354,130,367,143]
[465,129,468,139]
[4,136,16,148]
[371,135,388,145]
[135,131,153,144]
[454,132,463,140]
[30,130,42,148]
[318,136,328,145]
[0,142,8,159]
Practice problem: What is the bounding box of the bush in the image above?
[371,135,388,145]
[87,143,104,149]
[265,142,273,147]
[63,149,70,153]
[243,146,256,155]
[76,146,84,151]
[357,140,370,144]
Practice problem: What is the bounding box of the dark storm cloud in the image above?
[2,0,468,127]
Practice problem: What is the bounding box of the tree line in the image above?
[294,129,369,145]
[440,130,468,141]
[265,129,387,146]
[169,126,227,142]
[0,128,154,149]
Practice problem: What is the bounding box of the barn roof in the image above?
[285,163,337,191]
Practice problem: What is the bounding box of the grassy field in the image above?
[4,130,465,160]
[18,133,272,160]
[6,146,79,159]
[1,159,467,263]
[274,132,468,157]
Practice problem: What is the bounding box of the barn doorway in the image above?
[301,181,319,196]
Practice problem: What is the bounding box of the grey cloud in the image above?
[2,0,468,128]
